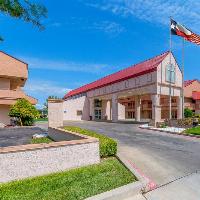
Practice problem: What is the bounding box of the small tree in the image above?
[9,99,40,126]
[184,108,193,118]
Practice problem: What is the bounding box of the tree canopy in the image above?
[0,0,47,41]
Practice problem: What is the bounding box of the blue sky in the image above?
[1,0,200,108]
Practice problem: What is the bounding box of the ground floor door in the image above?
[126,111,135,119]
[94,109,102,120]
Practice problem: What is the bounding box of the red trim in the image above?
[64,51,170,99]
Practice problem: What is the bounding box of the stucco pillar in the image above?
[118,103,125,120]
[105,100,111,120]
[151,94,161,124]
[177,96,183,119]
[89,98,94,120]
[48,99,64,128]
[112,93,118,122]
[135,96,141,121]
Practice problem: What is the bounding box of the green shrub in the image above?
[177,118,193,127]
[9,99,40,126]
[64,126,117,157]
[184,108,193,118]
[157,122,168,128]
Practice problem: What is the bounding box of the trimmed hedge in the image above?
[64,126,117,157]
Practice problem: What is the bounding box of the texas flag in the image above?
[171,19,200,45]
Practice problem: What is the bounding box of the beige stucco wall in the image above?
[0,105,10,124]
[48,101,64,127]
[0,78,10,90]
[87,71,157,98]
[0,139,100,183]
[63,96,90,121]
[0,51,28,80]
[157,53,182,96]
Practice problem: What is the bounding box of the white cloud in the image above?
[47,17,125,36]
[24,79,71,100]
[84,20,125,35]
[19,56,110,74]
[85,0,200,33]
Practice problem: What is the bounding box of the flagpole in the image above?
[169,17,172,120]
[182,38,185,118]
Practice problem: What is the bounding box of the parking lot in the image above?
[0,127,46,147]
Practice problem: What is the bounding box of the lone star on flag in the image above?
[171,19,200,45]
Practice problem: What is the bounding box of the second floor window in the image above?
[166,64,175,83]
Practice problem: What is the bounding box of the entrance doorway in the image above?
[94,109,102,120]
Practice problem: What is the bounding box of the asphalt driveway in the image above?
[64,120,200,187]
[0,127,46,147]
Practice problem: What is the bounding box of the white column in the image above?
[151,94,161,123]
[118,103,126,120]
[135,96,141,121]
[177,96,183,119]
[105,100,111,120]
[89,98,94,120]
[112,93,118,122]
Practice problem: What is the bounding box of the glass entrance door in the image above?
[94,109,102,120]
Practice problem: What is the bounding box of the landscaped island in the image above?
[0,127,137,200]
[0,158,136,200]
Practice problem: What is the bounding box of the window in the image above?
[135,78,140,86]
[77,110,82,116]
[94,99,102,108]
[147,73,152,82]
[166,64,175,83]
[125,80,129,88]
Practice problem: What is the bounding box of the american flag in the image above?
[171,19,200,45]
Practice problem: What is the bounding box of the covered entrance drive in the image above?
[89,91,183,123]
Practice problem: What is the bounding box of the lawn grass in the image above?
[31,137,53,144]
[184,126,200,135]
[0,157,136,200]
[34,118,48,122]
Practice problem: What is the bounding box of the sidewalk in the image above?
[125,194,146,200]
[144,172,200,200]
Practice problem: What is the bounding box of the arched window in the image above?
[166,64,175,83]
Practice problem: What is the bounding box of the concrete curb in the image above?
[139,127,200,139]
[85,182,143,200]
[86,155,147,200]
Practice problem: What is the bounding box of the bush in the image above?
[184,108,193,118]
[64,126,117,157]
[9,99,40,126]
[177,118,193,127]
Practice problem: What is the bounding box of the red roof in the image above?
[192,92,200,100]
[184,80,197,87]
[64,51,170,99]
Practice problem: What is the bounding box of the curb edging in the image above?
[139,127,200,139]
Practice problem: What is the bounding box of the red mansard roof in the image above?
[184,79,200,87]
[192,92,200,100]
[64,51,170,99]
